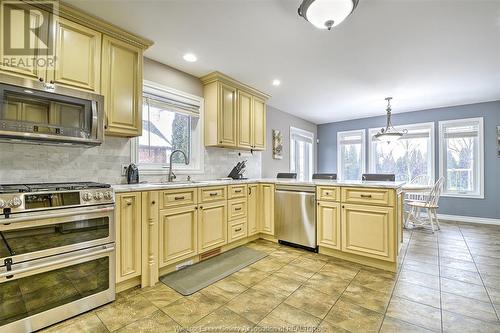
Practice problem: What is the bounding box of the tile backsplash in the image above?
[0,138,262,184]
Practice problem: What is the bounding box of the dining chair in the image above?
[405,177,445,233]
[361,174,396,181]
[276,173,297,179]
[312,173,337,180]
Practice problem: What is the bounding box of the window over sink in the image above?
[131,81,204,174]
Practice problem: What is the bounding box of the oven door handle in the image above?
[0,245,114,279]
[1,205,114,224]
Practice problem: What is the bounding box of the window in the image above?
[369,122,435,183]
[132,81,204,174]
[290,127,314,181]
[337,130,365,180]
[439,117,484,198]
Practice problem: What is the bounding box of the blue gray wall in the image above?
[318,101,500,219]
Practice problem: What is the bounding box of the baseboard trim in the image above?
[438,214,500,226]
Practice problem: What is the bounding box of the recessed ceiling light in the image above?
[183,53,197,62]
[272,79,281,86]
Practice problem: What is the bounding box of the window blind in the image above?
[143,93,200,118]
[443,123,480,139]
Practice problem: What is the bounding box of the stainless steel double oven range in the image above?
[0,182,116,332]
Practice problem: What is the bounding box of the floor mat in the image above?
[160,246,267,295]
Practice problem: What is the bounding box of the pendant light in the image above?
[373,97,407,142]
[298,0,359,30]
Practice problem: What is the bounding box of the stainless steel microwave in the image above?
[0,74,104,146]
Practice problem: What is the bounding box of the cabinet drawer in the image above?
[160,188,197,209]
[228,198,247,221]
[316,186,340,202]
[199,186,227,203]
[228,219,247,243]
[341,187,395,206]
[228,184,247,199]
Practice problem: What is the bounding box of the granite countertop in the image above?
[112,178,406,193]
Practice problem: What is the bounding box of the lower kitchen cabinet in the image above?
[159,205,198,267]
[198,201,227,252]
[317,201,341,250]
[341,203,395,262]
[260,184,275,235]
[115,192,142,283]
[247,184,259,236]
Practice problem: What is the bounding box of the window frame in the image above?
[337,129,366,181]
[438,117,484,199]
[368,122,436,183]
[289,126,315,181]
[131,80,205,175]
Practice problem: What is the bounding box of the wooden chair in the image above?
[405,177,445,233]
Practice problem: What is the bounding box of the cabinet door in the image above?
[341,204,395,262]
[260,184,275,235]
[317,201,341,250]
[198,201,227,252]
[101,35,143,137]
[159,205,198,267]
[0,4,49,80]
[218,83,237,146]
[238,90,253,149]
[51,17,101,92]
[247,184,259,236]
[252,97,266,150]
[116,193,142,282]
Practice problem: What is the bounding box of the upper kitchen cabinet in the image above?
[101,36,143,137]
[50,17,102,92]
[0,2,153,137]
[0,3,50,80]
[201,72,269,150]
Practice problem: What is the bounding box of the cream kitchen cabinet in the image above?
[51,17,102,92]
[317,201,341,250]
[247,184,259,236]
[115,192,142,283]
[159,205,198,267]
[341,203,395,262]
[198,200,228,252]
[201,72,269,150]
[259,184,275,235]
[101,35,143,137]
[0,3,49,80]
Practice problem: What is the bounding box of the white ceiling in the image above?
[66,0,500,124]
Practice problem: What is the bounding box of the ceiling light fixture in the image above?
[298,0,359,30]
[183,53,197,62]
[373,97,407,143]
[272,79,281,86]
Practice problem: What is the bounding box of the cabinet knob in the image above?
[219,141,223,144]
[317,202,320,206]
[38,77,44,82]
[342,205,345,208]
[200,206,203,209]
[49,80,54,84]
[151,200,156,205]
[126,202,132,206]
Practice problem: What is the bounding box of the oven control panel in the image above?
[0,189,114,215]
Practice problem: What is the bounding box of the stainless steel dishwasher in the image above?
[274,184,317,251]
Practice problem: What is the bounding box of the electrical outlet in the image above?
[121,164,129,176]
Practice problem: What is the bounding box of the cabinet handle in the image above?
[219,141,223,144]
[174,196,185,200]
[49,80,54,84]
[248,187,252,195]
[235,207,242,211]
[360,194,372,198]
[209,192,218,197]
[235,228,242,232]
[38,77,44,82]
[126,202,132,206]
[104,115,109,130]
[325,192,330,195]
[235,189,242,193]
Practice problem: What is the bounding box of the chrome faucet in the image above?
[167,149,189,182]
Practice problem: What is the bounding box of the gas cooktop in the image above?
[0,182,111,194]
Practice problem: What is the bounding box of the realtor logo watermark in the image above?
[1,0,57,69]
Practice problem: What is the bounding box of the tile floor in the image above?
[41,221,500,333]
